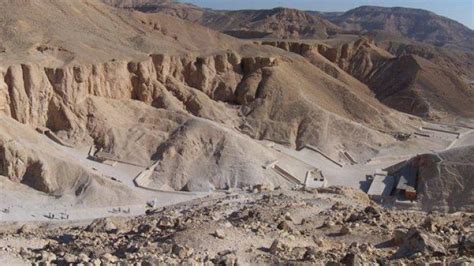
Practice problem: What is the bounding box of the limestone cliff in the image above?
[262,38,474,120]
[0,51,405,164]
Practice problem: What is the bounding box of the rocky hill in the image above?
[377,40,474,81]
[105,2,474,50]
[324,6,474,50]
[103,1,341,39]
[320,38,474,120]
[199,8,341,39]
[107,0,206,22]
[263,38,474,120]
[101,0,173,8]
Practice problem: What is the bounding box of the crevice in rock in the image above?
[4,67,19,121]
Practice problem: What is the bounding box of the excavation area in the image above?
[1,115,472,224]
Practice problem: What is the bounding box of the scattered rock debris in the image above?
[1,188,473,264]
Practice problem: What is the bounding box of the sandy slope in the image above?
[0,0,240,66]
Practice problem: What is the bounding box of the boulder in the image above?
[303,247,318,262]
[63,254,78,264]
[269,239,290,255]
[340,252,364,266]
[101,253,118,263]
[393,228,447,259]
[86,218,118,233]
[422,217,437,232]
[213,229,226,239]
[157,217,176,229]
[40,251,57,263]
[458,234,474,255]
[340,225,352,235]
[392,227,409,245]
[363,206,381,218]
[137,223,153,233]
[17,224,37,234]
[277,220,294,232]
[172,244,194,259]
[77,253,90,263]
[213,250,238,265]
[253,184,274,193]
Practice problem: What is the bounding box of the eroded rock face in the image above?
[0,53,276,135]
[0,54,255,146]
[262,38,391,81]
[416,146,474,212]
[263,38,474,120]
[0,130,59,193]
[2,65,54,127]
[322,40,474,119]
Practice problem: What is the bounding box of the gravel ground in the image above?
[1,187,472,265]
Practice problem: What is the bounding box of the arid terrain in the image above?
[0,0,473,265]
[2,188,473,265]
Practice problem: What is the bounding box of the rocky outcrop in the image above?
[111,4,342,40]
[379,40,474,81]
[8,188,473,264]
[417,146,474,212]
[393,228,447,258]
[259,40,378,95]
[316,38,394,82]
[263,37,474,120]
[367,55,474,119]
[392,145,474,212]
[0,53,277,142]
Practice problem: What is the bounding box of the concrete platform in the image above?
[367,175,395,197]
